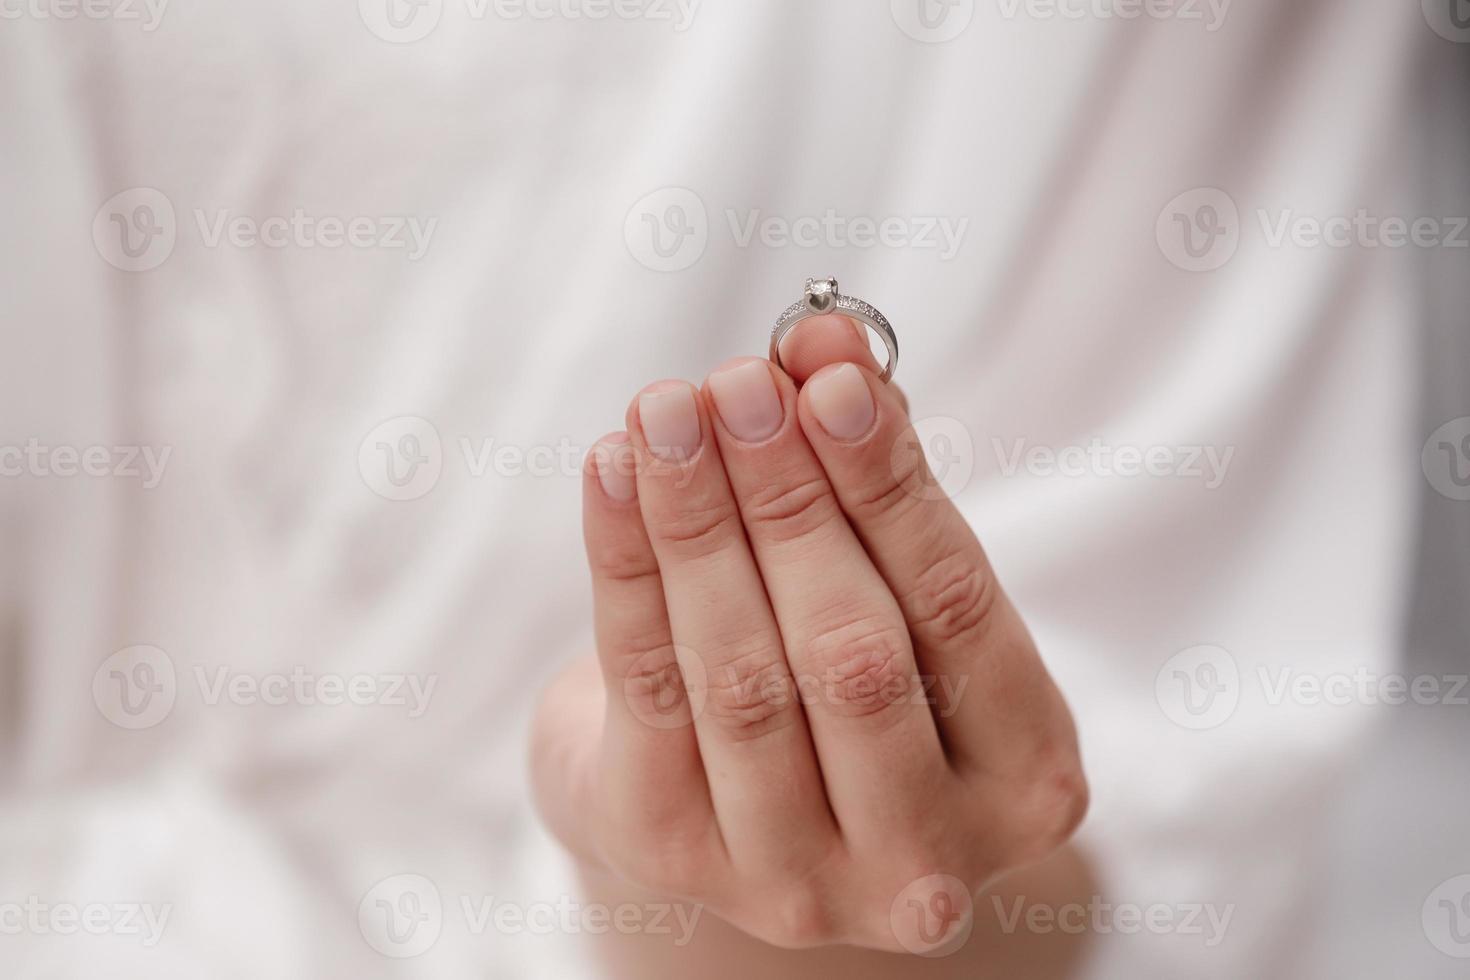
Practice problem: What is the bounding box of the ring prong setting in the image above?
[804,276,839,314]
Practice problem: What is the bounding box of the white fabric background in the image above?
[0,1,1445,976]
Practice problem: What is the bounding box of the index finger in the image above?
[773,313,909,417]
[774,315,880,384]
[797,363,1081,790]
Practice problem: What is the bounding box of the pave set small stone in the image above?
[771,296,891,336]
[834,295,890,333]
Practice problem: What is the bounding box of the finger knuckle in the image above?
[1037,760,1091,852]
[618,642,688,716]
[647,498,743,559]
[587,538,661,585]
[703,644,799,743]
[1009,755,1090,862]
[802,615,916,723]
[741,476,842,545]
[846,470,917,526]
[876,815,968,882]
[904,550,999,647]
[745,885,839,949]
[615,836,716,899]
[846,436,924,525]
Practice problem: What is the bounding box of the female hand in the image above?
[532,316,1087,956]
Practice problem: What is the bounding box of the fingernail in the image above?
[808,364,876,441]
[639,385,702,463]
[708,360,783,443]
[595,436,636,502]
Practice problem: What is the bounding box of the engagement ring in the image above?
[769,277,899,383]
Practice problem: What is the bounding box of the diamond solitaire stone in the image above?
[804,277,839,314]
